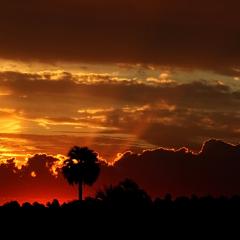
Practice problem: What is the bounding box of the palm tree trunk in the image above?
[78,182,83,201]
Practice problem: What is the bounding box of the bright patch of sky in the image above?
[0,59,239,89]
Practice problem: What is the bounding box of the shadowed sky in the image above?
[0,0,239,74]
[0,0,240,202]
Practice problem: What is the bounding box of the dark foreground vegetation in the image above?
[1,179,239,237]
[2,179,240,215]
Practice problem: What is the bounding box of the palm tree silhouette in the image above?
[62,146,100,201]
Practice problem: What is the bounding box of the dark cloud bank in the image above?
[1,139,240,203]
[0,0,239,73]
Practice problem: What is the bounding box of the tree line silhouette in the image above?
[2,179,240,216]
[1,145,240,216]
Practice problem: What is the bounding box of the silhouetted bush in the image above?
[2,201,20,209]
[96,179,152,209]
[22,202,33,209]
[47,199,60,209]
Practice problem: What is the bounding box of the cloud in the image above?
[0,133,153,166]
[0,154,74,203]
[1,71,240,150]
[0,71,239,110]
[107,139,240,197]
[1,139,240,203]
[0,0,239,73]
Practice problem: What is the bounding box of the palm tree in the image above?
[62,146,100,201]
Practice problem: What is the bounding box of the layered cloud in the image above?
[1,139,240,203]
[0,70,240,154]
[0,0,239,73]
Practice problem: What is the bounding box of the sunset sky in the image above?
[0,0,240,203]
